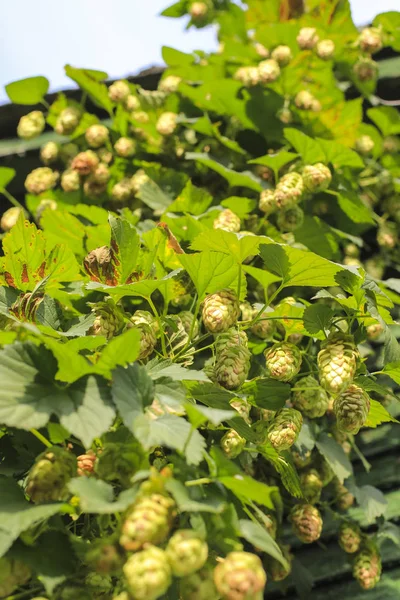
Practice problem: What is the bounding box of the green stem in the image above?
[185,477,212,487]
[245,284,284,330]
[147,296,167,357]
[7,589,43,600]
[237,263,242,300]
[30,428,52,448]
[41,99,50,109]
[1,188,26,212]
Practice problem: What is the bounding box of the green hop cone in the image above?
[274,172,304,209]
[0,557,31,598]
[265,544,292,582]
[215,328,248,355]
[26,446,77,503]
[338,521,362,554]
[61,169,81,192]
[316,39,335,59]
[333,477,355,510]
[234,66,260,87]
[277,205,304,232]
[202,289,240,334]
[297,26,319,49]
[214,551,267,600]
[25,167,58,195]
[290,504,322,544]
[271,45,292,66]
[17,110,45,140]
[302,163,332,193]
[213,208,241,232]
[366,322,384,340]
[86,541,123,574]
[156,111,177,136]
[259,189,277,215]
[334,384,370,434]
[355,134,375,155]
[300,469,323,504]
[317,333,358,394]
[352,540,382,590]
[377,221,398,249]
[251,312,276,340]
[89,302,125,339]
[267,408,303,451]
[215,345,251,390]
[55,106,81,135]
[71,150,99,175]
[264,341,302,382]
[108,80,130,103]
[220,429,246,459]
[123,545,172,600]
[358,27,383,54]
[293,375,330,418]
[180,566,220,600]
[1,206,24,231]
[166,530,208,577]
[40,140,59,164]
[85,572,113,595]
[85,124,109,148]
[258,58,281,83]
[135,322,157,360]
[95,439,146,488]
[119,493,175,551]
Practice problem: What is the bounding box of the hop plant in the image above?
[213,208,241,232]
[213,551,267,600]
[0,557,31,598]
[274,172,304,208]
[264,341,302,381]
[259,189,277,215]
[134,322,157,360]
[316,39,335,59]
[77,450,97,476]
[352,541,382,590]
[300,469,323,504]
[119,493,175,551]
[215,345,251,390]
[111,178,133,202]
[215,328,248,355]
[166,530,208,577]
[89,303,124,339]
[159,75,182,93]
[234,66,260,87]
[334,384,370,434]
[61,168,81,192]
[317,333,358,394]
[267,408,303,451]
[295,90,318,110]
[277,107,293,123]
[85,124,109,148]
[71,150,99,175]
[26,446,77,503]
[258,59,281,83]
[123,545,172,600]
[297,27,319,49]
[338,521,362,554]
[251,312,276,340]
[271,45,292,66]
[179,566,220,600]
[1,206,24,231]
[303,163,332,193]
[383,135,400,153]
[40,140,59,165]
[220,429,246,458]
[354,56,378,82]
[202,289,240,333]
[290,504,322,543]
[190,1,210,21]
[108,80,130,103]
[95,439,146,488]
[114,136,136,157]
[358,27,383,53]
[366,322,384,340]
[277,205,304,232]
[292,375,330,418]
[355,135,375,155]
[377,221,398,249]
[86,542,123,575]
[55,106,81,135]
[85,572,113,595]
[156,112,177,135]
[265,544,292,582]
[17,110,45,139]
[333,478,355,510]
[84,246,113,283]
[25,167,58,195]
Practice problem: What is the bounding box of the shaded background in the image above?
[1,0,399,103]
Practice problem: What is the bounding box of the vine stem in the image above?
[185,477,212,487]
[30,428,52,448]
[1,188,26,212]
[147,296,167,357]
[8,589,43,600]
[245,284,284,330]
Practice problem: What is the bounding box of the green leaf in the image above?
[179,251,238,299]
[219,476,278,509]
[333,191,375,224]
[242,265,282,289]
[168,180,213,215]
[251,379,291,410]
[109,215,140,284]
[295,216,339,259]
[136,178,173,212]
[191,229,263,263]
[303,304,334,335]
[316,433,353,484]
[112,363,155,429]
[284,129,325,164]
[0,167,16,190]
[161,2,187,18]
[165,478,226,514]
[365,398,399,427]
[40,210,86,256]
[68,478,138,514]
[248,151,298,176]
[145,359,210,382]
[367,106,400,137]
[238,520,289,568]
[316,138,364,169]
[259,445,303,498]
[162,46,194,66]
[220,197,257,219]
[352,483,388,521]
[86,272,178,301]
[185,153,262,192]
[186,404,236,427]
[0,476,62,557]
[64,65,113,113]
[5,76,49,105]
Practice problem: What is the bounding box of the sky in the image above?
[0,0,398,104]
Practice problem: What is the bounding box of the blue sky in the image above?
[1,0,398,103]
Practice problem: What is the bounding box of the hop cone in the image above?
[366,322,384,340]
[135,322,157,360]
[17,110,45,139]
[214,209,241,232]
[179,311,199,337]
[86,541,123,574]
[300,469,323,504]
[317,333,358,394]
[95,439,146,488]
[251,313,276,340]
[303,163,332,193]
[26,447,77,503]
[275,173,304,209]
[258,59,281,83]
[338,522,362,554]
[334,384,370,434]
[265,544,292,582]
[215,328,248,355]
[293,375,330,418]
[85,572,113,595]
[213,551,267,600]
[202,289,240,333]
[267,408,303,451]
[355,134,375,155]
[353,541,382,590]
[215,345,251,390]
[166,530,208,577]
[131,310,158,332]
[1,206,24,231]
[271,45,292,66]
[297,27,319,49]
[180,566,220,600]
[89,303,124,339]
[25,167,58,195]
[333,478,355,511]
[220,429,246,458]
[316,39,335,59]
[123,545,172,600]
[77,450,97,476]
[119,493,175,551]
[259,189,277,215]
[290,504,322,544]
[377,221,398,249]
[0,557,31,598]
[264,342,302,382]
[359,27,383,53]
[231,398,251,424]
[277,206,304,232]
